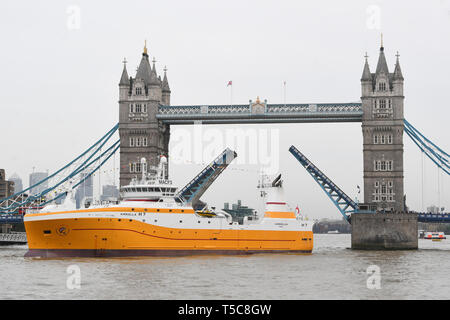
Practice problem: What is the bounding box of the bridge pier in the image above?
[351,213,418,250]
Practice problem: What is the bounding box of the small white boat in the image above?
[424,232,446,241]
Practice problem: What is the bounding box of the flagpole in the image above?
[227,80,233,106]
[230,82,233,106]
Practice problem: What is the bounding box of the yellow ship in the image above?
[24,156,313,257]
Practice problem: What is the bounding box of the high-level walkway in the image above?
[157,102,363,124]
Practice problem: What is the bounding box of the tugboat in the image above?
[24,156,313,257]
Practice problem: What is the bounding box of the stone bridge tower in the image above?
[361,41,405,212]
[118,43,171,186]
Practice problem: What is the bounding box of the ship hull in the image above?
[24,216,313,258]
[25,248,312,258]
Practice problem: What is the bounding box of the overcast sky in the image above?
[0,0,449,219]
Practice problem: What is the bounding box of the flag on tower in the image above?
[227,80,232,87]
[295,205,300,215]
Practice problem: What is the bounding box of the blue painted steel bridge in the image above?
[157,102,363,124]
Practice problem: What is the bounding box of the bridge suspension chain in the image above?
[404,119,449,175]
[0,124,119,214]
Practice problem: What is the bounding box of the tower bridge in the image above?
[1,41,448,250]
[119,41,406,214]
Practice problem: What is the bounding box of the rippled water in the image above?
[1,234,449,300]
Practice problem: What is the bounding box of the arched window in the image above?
[378,82,386,91]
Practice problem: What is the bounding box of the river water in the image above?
[0,234,449,300]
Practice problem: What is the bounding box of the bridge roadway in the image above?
[157,102,363,124]
[2,212,449,225]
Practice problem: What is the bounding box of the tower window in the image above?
[136,137,141,147]
[129,104,134,113]
[143,137,148,147]
[379,99,386,109]
[135,87,142,95]
[373,135,379,144]
[129,137,135,147]
[388,135,393,144]
[378,82,386,91]
[143,104,147,113]
[387,160,393,171]
[135,104,142,113]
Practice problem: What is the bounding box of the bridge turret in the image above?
[361,38,405,212]
[392,53,404,96]
[118,43,171,186]
[361,53,372,96]
[119,59,130,101]
[162,66,171,106]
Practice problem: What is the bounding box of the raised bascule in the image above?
[1,40,449,250]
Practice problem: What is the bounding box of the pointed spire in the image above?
[119,58,130,86]
[136,44,152,84]
[162,66,170,92]
[393,51,404,81]
[361,52,372,81]
[375,36,389,75]
[149,57,159,85]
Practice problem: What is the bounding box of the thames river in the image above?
[1,234,449,300]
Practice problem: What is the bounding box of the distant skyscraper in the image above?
[29,171,48,195]
[75,173,93,208]
[100,184,119,202]
[9,173,23,193]
[0,169,15,199]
